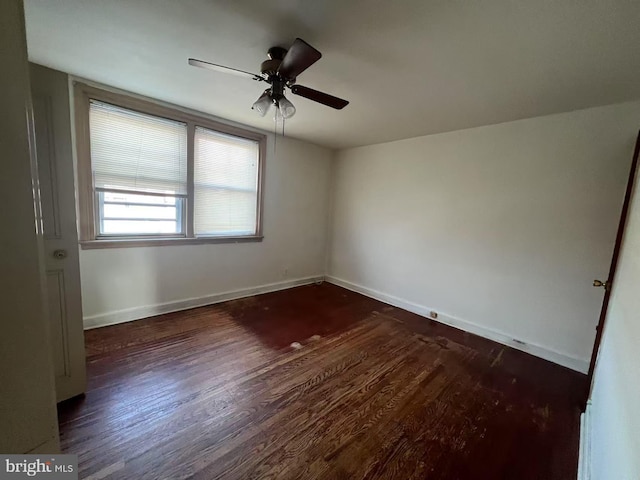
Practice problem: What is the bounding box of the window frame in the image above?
[74,82,266,249]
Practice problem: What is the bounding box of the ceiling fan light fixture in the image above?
[277,96,296,119]
[252,90,272,117]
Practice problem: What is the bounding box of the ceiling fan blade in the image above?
[289,85,349,110]
[188,58,264,81]
[277,38,322,80]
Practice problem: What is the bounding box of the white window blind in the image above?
[194,126,259,236]
[89,100,188,195]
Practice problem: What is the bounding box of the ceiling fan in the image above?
[188,38,349,120]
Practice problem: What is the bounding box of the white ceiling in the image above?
[24,0,640,150]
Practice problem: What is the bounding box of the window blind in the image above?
[194,126,259,236]
[89,100,188,195]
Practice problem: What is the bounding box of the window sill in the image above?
[80,235,264,249]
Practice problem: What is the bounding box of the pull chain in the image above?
[273,104,286,155]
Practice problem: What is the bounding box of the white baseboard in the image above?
[325,276,589,373]
[578,401,592,480]
[84,276,324,330]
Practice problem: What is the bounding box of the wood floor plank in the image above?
[59,283,585,479]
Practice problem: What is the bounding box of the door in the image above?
[586,130,640,399]
[30,63,87,402]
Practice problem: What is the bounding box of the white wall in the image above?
[587,143,640,480]
[81,134,333,327]
[0,0,59,453]
[328,101,640,371]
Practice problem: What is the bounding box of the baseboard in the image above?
[578,401,592,480]
[84,276,324,330]
[325,276,589,373]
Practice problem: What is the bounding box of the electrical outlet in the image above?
[429,311,438,319]
[282,267,289,278]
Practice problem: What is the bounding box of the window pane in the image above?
[98,191,184,236]
[194,127,259,236]
[194,187,256,236]
[103,204,177,220]
[102,220,180,235]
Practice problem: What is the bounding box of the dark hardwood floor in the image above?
[59,283,586,479]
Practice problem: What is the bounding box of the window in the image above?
[194,127,259,236]
[90,101,187,237]
[74,83,265,248]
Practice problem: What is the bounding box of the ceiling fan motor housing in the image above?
[261,46,288,75]
[260,58,281,75]
[262,46,295,101]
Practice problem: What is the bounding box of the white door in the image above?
[30,63,87,402]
